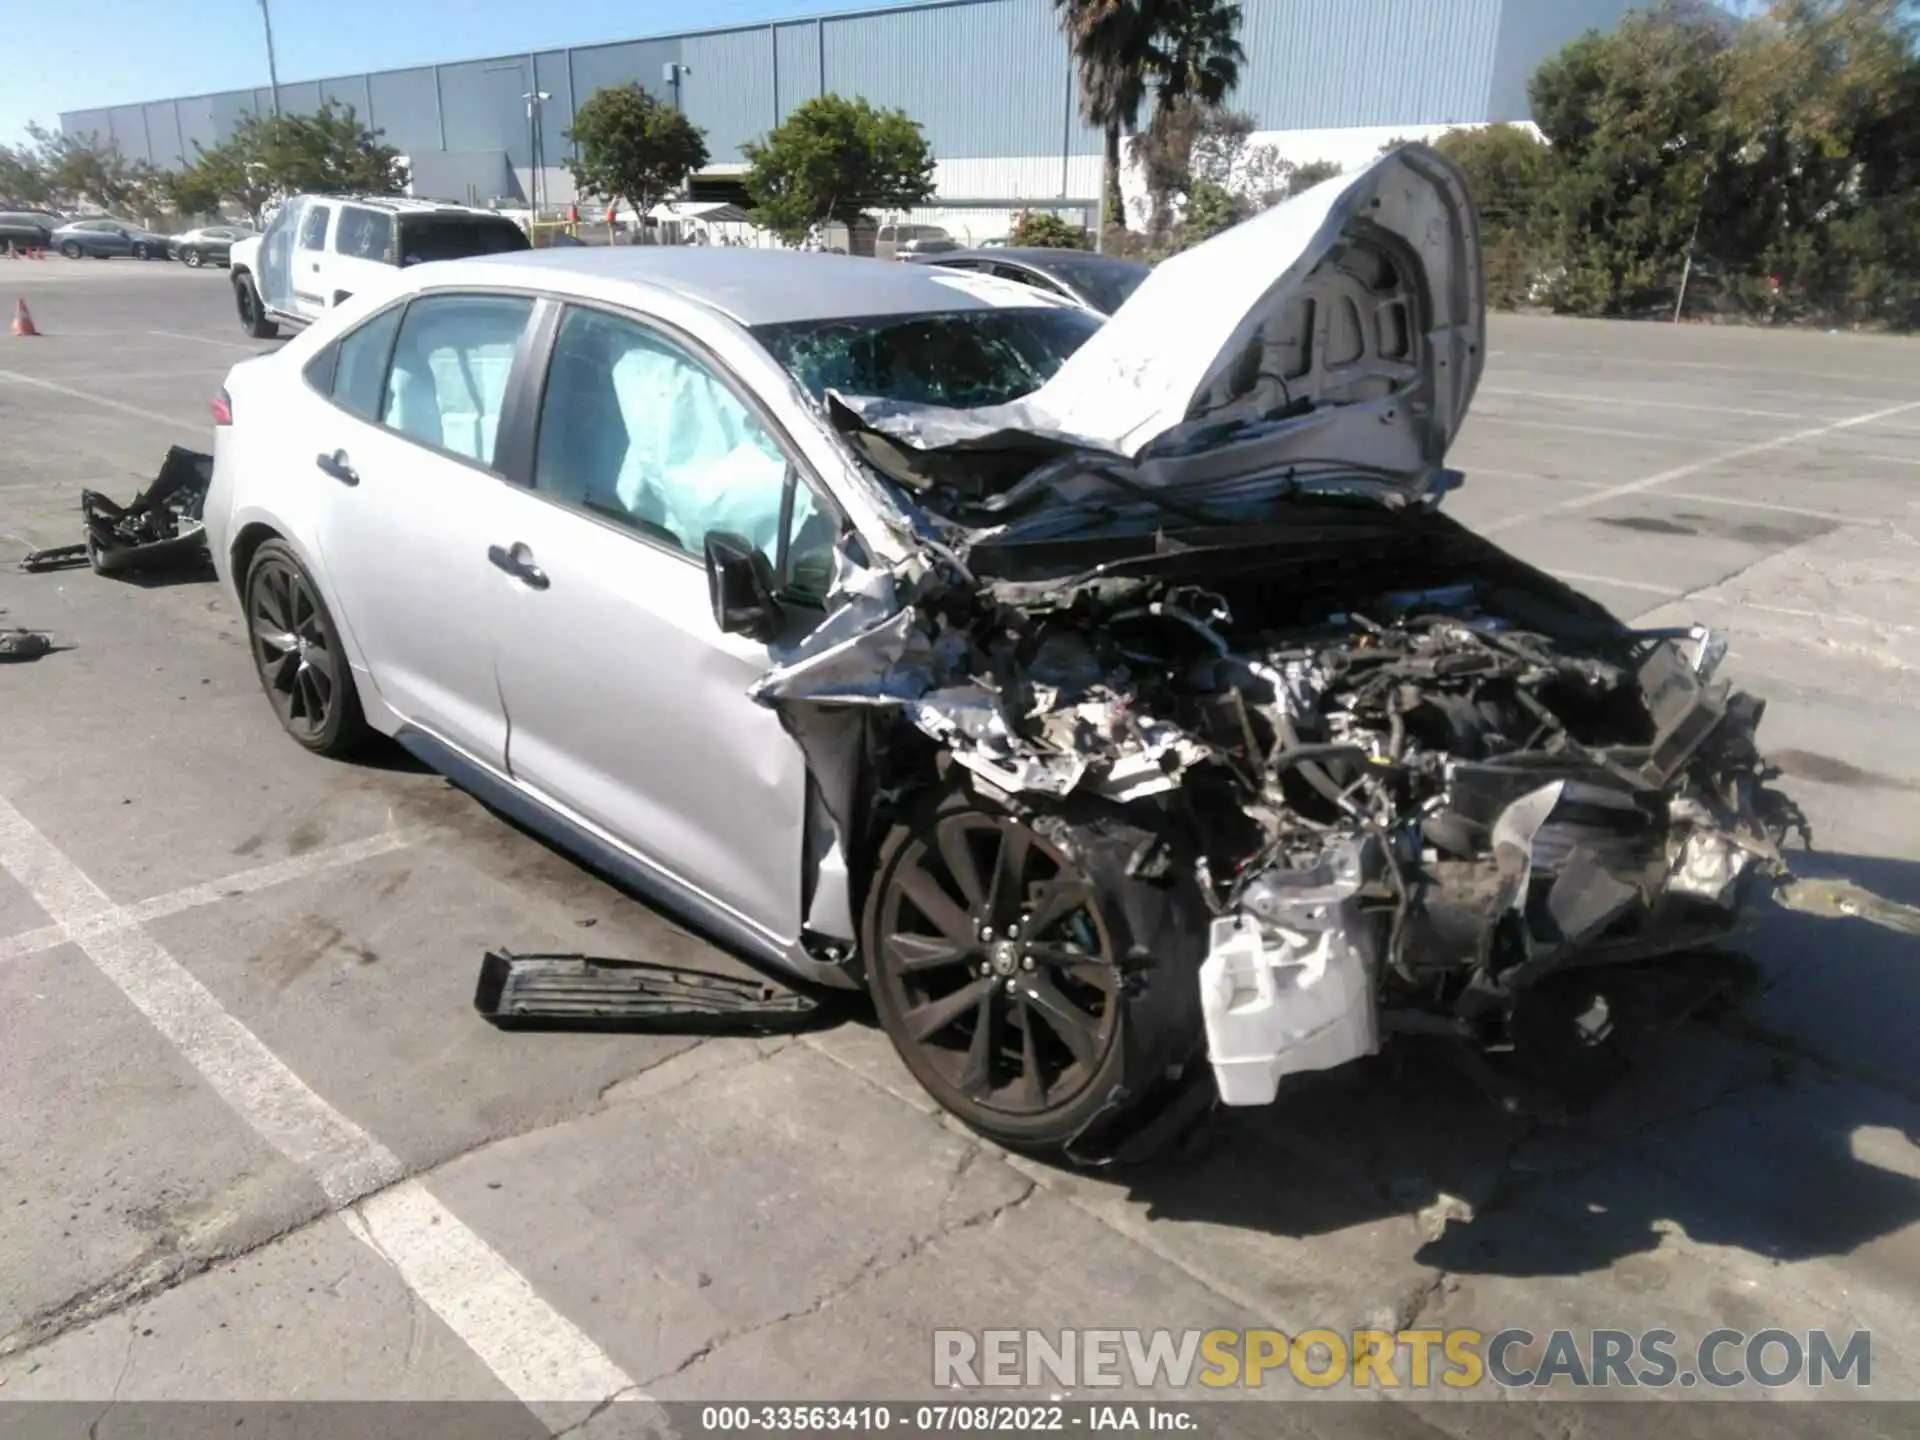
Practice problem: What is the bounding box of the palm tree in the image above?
[1055,0,1245,232]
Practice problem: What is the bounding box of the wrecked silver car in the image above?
[739,144,1802,1154]
[209,143,1800,1161]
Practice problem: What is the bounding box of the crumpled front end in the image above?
[752,508,1805,1113]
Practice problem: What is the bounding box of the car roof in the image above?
[443,246,1081,326]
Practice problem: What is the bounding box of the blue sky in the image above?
[3,0,882,148]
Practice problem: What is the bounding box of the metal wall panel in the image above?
[774,22,824,122]
[820,0,1070,160]
[277,80,324,117]
[1235,0,1506,130]
[209,89,261,146]
[107,106,148,163]
[682,28,779,160]
[318,75,374,124]
[568,38,684,109]
[175,97,219,160]
[532,49,577,157]
[438,57,536,168]
[144,103,184,167]
[1486,0,1635,121]
[62,109,113,147]
[367,68,442,154]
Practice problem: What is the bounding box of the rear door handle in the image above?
[315,449,358,486]
[487,542,550,591]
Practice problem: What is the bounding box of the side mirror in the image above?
[704,531,783,643]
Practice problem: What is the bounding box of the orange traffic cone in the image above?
[12,299,40,337]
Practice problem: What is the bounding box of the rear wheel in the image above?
[181,247,204,268]
[132,242,152,260]
[863,781,1211,1156]
[233,272,278,339]
[244,540,367,758]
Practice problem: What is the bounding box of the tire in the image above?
[181,247,204,269]
[233,272,278,339]
[132,242,151,260]
[60,240,81,259]
[862,779,1211,1157]
[243,540,368,758]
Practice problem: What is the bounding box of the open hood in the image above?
[829,143,1485,508]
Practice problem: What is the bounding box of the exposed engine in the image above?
[764,499,1806,1112]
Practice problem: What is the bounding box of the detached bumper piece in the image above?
[20,446,213,577]
[0,628,54,662]
[474,950,830,1034]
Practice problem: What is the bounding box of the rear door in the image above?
[307,289,540,764]
[291,202,333,321]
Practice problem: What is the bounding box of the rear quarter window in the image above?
[396,217,530,266]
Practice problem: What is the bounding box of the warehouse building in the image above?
[62,0,1635,244]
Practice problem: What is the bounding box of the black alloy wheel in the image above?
[870,804,1126,1142]
[182,247,204,268]
[244,541,365,756]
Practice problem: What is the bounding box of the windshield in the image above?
[752,307,1103,409]
[397,216,530,265]
[1043,256,1150,315]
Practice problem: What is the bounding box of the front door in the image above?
[309,290,538,767]
[487,302,841,945]
[291,202,333,322]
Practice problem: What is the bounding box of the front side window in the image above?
[299,205,331,251]
[991,264,1066,297]
[533,305,831,594]
[752,306,1103,410]
[380,293,533,466]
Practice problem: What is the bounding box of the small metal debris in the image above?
[474,950,832,1034]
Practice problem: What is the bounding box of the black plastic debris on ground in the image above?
[474,950,836,1035]
[0,628,54,662]
[19,446,214,577]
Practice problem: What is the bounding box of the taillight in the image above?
[212,389,233,426]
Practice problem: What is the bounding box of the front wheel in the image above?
[862,782,1211,1157]
[60,240,81,259]
[132,242,152,260]
[233,273,278,339]
[244,540,368,758]
[181,247,204,268]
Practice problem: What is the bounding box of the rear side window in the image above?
[396,216,529,266]
[335,208,394,262]
[299,206,331,251]
[332,305,404,420]
[380,293,534,466]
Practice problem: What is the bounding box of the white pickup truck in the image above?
[228,195,530,338]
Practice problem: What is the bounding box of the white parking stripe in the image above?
[1478,386,1825,421]
[0,368,198,433]
[1551,571,1683,597]
[0,793,641,1410]
[1481,398,1920,534]
[344,1184,641,1413]
[1458,465,1860,523]
[148,328,269,353]
[0,830,413,964]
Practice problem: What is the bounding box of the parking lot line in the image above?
[1492,351,1908,389]
[0,829,413,964]
[1479,386,1826,422]
[0,793,640,1411]
[0,368,200,434]
[1481,397,1920,534]
[1460,465,1865,522]
[1551,571,1684,597]
[1467,413,1722,444]
[147,328,269,354]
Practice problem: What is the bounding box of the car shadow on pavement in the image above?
[1106,850,1920,1283]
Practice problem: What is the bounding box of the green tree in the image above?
[1283,158,1343,196]
[1009,210,1090,248]
[741,94,934,245]
[564,83,710,225]
[1433,125,1553,309]
[26,123,154,213]
[0,143,52,207]
[251,100,408,195]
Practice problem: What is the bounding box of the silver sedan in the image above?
[204,148,1797,1158]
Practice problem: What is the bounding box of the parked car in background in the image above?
[876,222,959,256]
[228,195,530,338]
[907,247,1152,316]
[0,211,58,251]
[171,223,256,269]
[50,217,173,260]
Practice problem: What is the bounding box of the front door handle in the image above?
[315,449,358,485]
[487,542,550,591]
